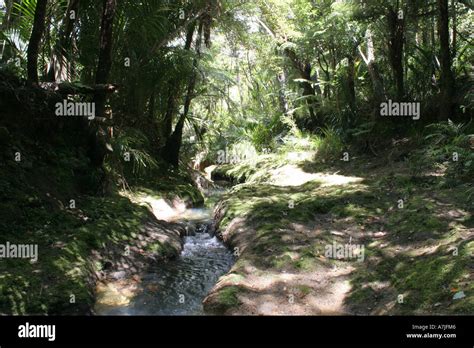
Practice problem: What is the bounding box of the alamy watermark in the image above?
[0,242,38,262]
[380,100,420,120]
[324,241,365,262]
[18,322,55,341]
[216,147,258,165]
[55,100,96,120]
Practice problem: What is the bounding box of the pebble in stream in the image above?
[96,222,235,315]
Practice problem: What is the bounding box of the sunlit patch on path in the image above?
[123,191,210,223]
[268,164,363,187]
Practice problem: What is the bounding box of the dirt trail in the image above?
[203,161,473,315]
[204,165,364,315]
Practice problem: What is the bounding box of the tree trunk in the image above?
[162,22,203,166]
[347,53,356,109]
[451,0,457,57]
[387,6,405,100]
[89,0,117,170]
[438,0,455,120]
[301,62,317,121]
[284,48,319,127]
[93,0,117,119]
[276,71,289,115]
[358,28,386,121]
[161,22,195,145]
[27,0,48,85]
[163,85,177,140]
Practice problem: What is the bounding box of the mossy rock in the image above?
[203,286,242,314]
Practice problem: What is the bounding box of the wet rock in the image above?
[185,223,196,236]
[110,271,126,280]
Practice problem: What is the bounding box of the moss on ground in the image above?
[218,286,242,308]
[0,136,200,315]
[0,187,162,314]
[208,149,473,314]
[131,167,204,207]
[203,285,243,314]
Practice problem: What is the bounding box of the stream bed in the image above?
[95,193,235,315]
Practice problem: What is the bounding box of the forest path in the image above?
[204,164,365,315]
[203,157,473,315]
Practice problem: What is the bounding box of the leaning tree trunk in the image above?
[27,0,48,85]
[438,0,455,120]
[161,22,195,145]
[162,22,203,167]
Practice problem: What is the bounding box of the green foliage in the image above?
[316,127,345,160]
[109,128,158,176]
[410,121,474,183]
[12,0,37,39]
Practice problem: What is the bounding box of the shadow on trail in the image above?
[213,161,473,314]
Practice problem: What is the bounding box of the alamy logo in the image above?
[18,322,55,341]
[380,100,420,120]
[324,242,365,262]
[216,147,258,165]
[55,100,96,120]
[0,242,38,262]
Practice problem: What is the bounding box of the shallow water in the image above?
[95,200,234,315]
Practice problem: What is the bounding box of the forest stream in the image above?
[94,189,235,315]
